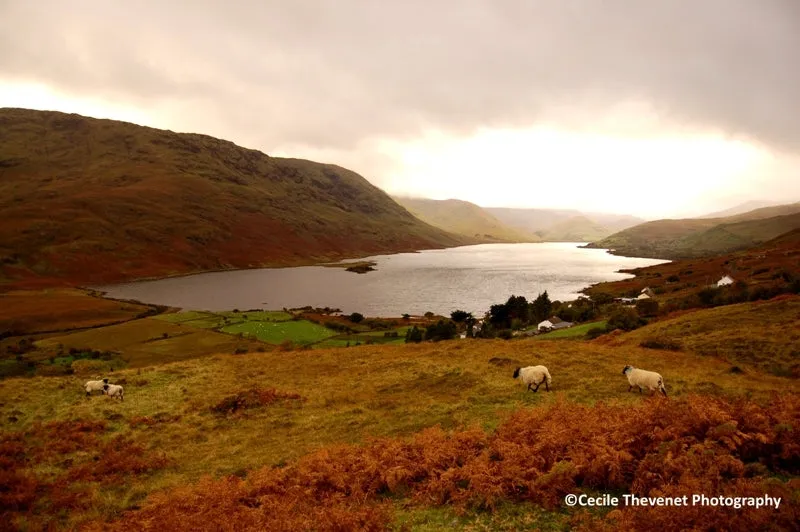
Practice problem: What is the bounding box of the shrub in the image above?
[639,336,682,351]
[585,327,606,340]
[635,299,659,317]
[405,326,423,343]
[606,308,646,332]
[211,388,305,416]
[348,312,365,323]
[424,320,458,342]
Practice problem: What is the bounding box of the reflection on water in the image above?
[95,243,668,316]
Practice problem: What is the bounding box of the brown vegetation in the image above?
[97,394,799,531]
[0,108,467,289]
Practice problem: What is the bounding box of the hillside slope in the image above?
[587,203,800,259]
[608,295,800,377]
[392,197,535,242]
[0,109,469,288]
[536,215,609,241]
[583,228,800,305]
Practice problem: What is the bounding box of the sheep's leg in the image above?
[527,383,532,392]
[638,386,643,394]
[532,382,541,392]
[545,380,550,392]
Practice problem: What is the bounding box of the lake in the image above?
[94,243,668,316]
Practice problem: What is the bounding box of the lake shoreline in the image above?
[89,243,669,317]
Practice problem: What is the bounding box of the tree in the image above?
[450,310,473,323]
[424,320,457,342]
[531,291,552,323]
[348,312,364,323]
[606,308,646,332]
[405,326,423,343]
[635,298,659,317]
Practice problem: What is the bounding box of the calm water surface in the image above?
[95,243,668,316]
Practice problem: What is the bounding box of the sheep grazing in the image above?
[84,378,109,396]
[513,365,552,392]
[622,365,667,397]
[103,383,124,401]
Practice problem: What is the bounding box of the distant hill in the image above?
[0,108,469,288]
[587,203,800,259]
[698,200,782,219]
[535,215,609,242]
[392,197,535,243]
[485,207,644,242]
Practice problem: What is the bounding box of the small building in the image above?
[717,275,734,287]
[538,316,573,331]
[636,292,651,300]
[640,287,655,297]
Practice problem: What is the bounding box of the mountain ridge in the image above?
[585,202,800,259]
[0,108,470,288]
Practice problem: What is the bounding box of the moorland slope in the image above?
[0,109,468,288]
[393,197,535,243]
[586,203,800,259]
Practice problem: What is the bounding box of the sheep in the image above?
[84,378,109,396]
[513,365,552,392]
[103,383,124,401]
[622,365,667,397]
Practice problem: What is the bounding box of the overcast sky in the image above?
[2,0,799,219]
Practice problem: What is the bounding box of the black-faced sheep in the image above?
[622,365,667,397]
[103,383,124,401]
[513,365,552,392]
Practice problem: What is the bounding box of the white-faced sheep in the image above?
[513,365,552,392]
[103,383,124,401]
[84,378,109,396]
[622,365,667,397]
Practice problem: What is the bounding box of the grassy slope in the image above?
[0,108,468,288]
[392,197,536,243]
[33,318,268,368]
[0,333,794,530]
[608,295,800,377]
[583,228,800,304]
[535,320,608,339]
[0,289,155,334]
[587,203,800,259]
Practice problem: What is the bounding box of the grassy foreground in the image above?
[1,329,797,530]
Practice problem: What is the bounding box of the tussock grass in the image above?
[0,336,794,529]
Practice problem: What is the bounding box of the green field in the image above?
[221,320,338,344]
[536,320,607,339]
[155,310,293,329]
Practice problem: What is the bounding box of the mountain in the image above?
[535,215,609,242]
[586,203,800,259]
[485,207,644,241]
[392,197,535,242]
[0,108,469,288]
[698,200,782,219]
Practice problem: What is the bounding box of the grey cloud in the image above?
[1,0,799,153]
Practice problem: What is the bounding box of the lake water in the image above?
[94,243,668,316]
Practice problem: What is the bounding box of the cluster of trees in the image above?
[404,319,459,343]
